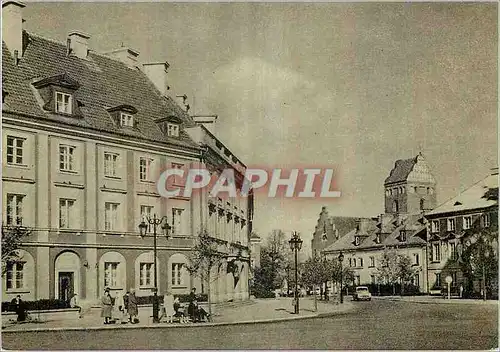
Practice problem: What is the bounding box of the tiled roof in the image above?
[322,213,426,252]
[426,173,499,216]
[384,157,417,185]
[2,33,199,150]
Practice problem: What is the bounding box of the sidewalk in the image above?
[1,298,353,333]
[374,295,499,305]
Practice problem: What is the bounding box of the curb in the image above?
[375,297,498,305]
[2,304,354,334]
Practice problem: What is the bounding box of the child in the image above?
[163,291,174,323]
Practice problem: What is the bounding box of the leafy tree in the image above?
[302,256,332,310]
[397,254,418,295]
[187,229,223,317]
[376,248,401,295]
[1,225,31,277]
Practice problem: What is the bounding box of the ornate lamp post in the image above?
[138,214,172,323]
[289,231,303,314]
[338,251,344,304]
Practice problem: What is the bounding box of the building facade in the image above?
[424,169,498,297]
[321,153,437,293]
[2,1,253,305]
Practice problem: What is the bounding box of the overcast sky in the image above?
[23,2,498,253]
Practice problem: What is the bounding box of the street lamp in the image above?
[289,231,303,314]
[138,214,172,323]
[338,251,344,304]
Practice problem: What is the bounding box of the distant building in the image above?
[321,153,437,294]
[424,168,498,297]
[249,233,262,270]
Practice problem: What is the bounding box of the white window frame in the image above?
[140,205,154,232]
[431,220,440,233]
[172,208,184,235]
[55,92,72,114]
[104,262,119,288]
[171,163,185,186]
[6,136,25,165]
[450,242,457,260]
[59,198,75,229]
[104,202,119,231]
[432,243,441,262]
[481,214,490,228]
[354,236,360,246]
[120,112,134,127]
[104,152,119,178]
[413,253,420,266]
[369,256,375,267]
[5,261,25,290]
[59,145,76,172]
[171,263,185,287]
[462,216,472,230]
[6,194,24,226]
[435,273,441,287]
[447,218,456,232]
[139,262,154,287]
[139,157,153,182]
[167,123,180,137]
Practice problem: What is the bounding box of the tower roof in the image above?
[384,156,418,185]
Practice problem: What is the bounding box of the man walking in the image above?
[70,293,82,318]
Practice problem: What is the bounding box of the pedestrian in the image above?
[459,284,464,299]
[122,291,130,323]
[11,295,27,322]
[188,288,197,322]
[114,291,126,323]
[101,288,113,324]
[163,290,174,323]
[128,288,139,323]
[70,293,82,318]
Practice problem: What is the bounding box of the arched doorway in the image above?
[54,251,81,303]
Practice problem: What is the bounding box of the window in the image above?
[481,214,491,228]
[104,262,119,288]
[431,220,440,233]
[348,258,353,267]
[140,205,153,232]
[321,233,328,242]
[371,275,376,285]
[392,200,399,213]
[462,216,472,230]
[167,123,180,137]
[6,194,24,226]
[172,208,184,235]
[414,187,418,193]
[400,230,407,242]
[104,152,119,177]
[435,273,441,287]
[139,157,153,182]
[105,203,119,231]
[354,236,360,246]
[451,272,457,284]
[59,145,75,172]
[55,92,72,114]
[359,258,363,267]
[6,262,25,290]
[355,276,361,285]
[171,163,185,186]
[139,263,154,287]
[171,263,185,286]
[432,243,441,262]
[450,242,457,260]
[369,256,375,267]
[385,189,390,197]
[413,253,420,266]
[375,234,381,244]
[120,113,134,127]
[414,274,420,287]
[420,199,425,211]
[6,136,25,165]
[59,199,75,229]
[447,218,455,232]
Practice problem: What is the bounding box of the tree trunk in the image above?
[392,283,396,296]
[314,284,317,312]
[207,268,212,317]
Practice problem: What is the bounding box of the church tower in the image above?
[384,152,437,215]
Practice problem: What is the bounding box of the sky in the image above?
[22,2,498,255]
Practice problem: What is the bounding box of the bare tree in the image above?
[1,225,31,277]
[187,229,223,317]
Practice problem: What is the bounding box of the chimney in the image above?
[142,62,170,94]
[176,94,189,112]
[192,115,218,135]
[105,47,139,68]
[2,1,26,60]
[67,31,90,59]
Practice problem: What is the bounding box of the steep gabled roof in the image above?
[384,157,417,185]
[426,173,499,216]
[2,33,198,150]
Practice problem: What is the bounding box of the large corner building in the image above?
[2,1,254,305]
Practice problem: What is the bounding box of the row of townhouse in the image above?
[2,1,254,305]
[313,152,498,296]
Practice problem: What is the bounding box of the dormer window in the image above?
[120,112,134,127]
[167,123,179,137]
[375,234,381,244]
[56,92,72,114]
[354,236,360,246]
[399,230,407,242]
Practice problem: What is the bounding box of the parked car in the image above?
[353,286,372,301]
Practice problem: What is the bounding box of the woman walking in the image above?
[128,288,139,323]
[101,288,113,324]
